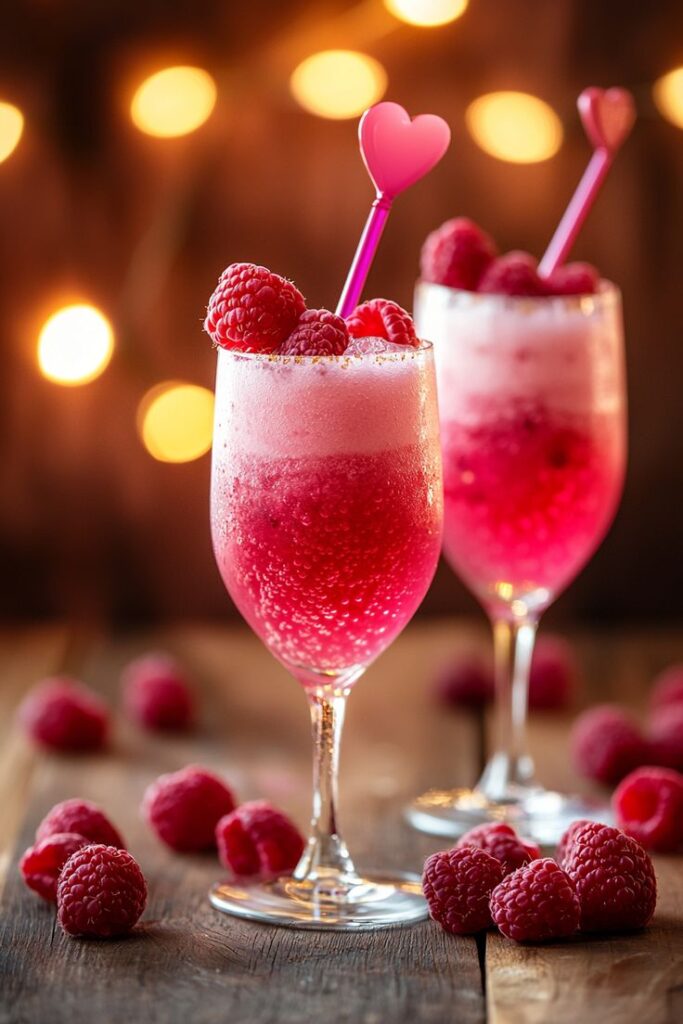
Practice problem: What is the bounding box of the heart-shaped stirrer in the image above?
[336,102,451,318]
[538,87,636,278]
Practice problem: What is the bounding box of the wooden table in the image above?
[1,621,682,1024]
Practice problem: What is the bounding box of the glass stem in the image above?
[478,615,539,801]
[293,690,357,883]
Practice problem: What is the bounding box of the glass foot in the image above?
[210,867,428,930]
[405,786,613,846]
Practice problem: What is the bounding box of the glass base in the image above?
[405,785,613,847]
[210,868,428,930]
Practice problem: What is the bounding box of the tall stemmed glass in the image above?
[408,283,626,844]
[210,343,443,928]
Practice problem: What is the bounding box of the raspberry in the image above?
[570,704,647,784]
[57,845,147,938]
[456,822,540,876]
[36,798,125,848]
[490,858,580,943]
[278,309,349,356]
[420,217,498,291]
[528,635,577,711]
[613,766,683,853]
[122,653,194,732]
[142,764,236,852]
[564,822,656,932]
[422,846,503,935]
[650,664,683,710]
[346,298,419,348]
[216,801,305,879]
[555,818,593,868]
[545,262,600,296]
[20,832,91,902]
[204,263,306,353]
[17,677,109,752]
[647,704,683,771]
[433,654,494,709]
[478,251,547,297]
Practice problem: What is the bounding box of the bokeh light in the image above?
[384,0,468,28]
[290,50,387,119]
[130,66,217,138]
[0,102,24,164]
[138,382,214,463]
[466,91,563,163]
[37,304,114,386]
[653,67,683,130]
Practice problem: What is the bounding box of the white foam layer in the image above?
[414,282,625,421]
[213,347,439,458]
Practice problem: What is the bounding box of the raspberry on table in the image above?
[143,764,237,852]
[278,308,349,356]
[57,845,147,938]
[216,801,305,879]
[544,262,600,296]
[613,766,683,853]
[477,251,548,297]
[456,822,540,876]
[204,262,306,353]
[420,217,498,291]
[647,704,683,771]
[570,704,647,784]
[20,832,92,902]
[528,635,577,711]
[122,653,194,732]
[345,298,419,348]
[433,654,494,709]
[650,664,683,710]
[555,818,593,868]
[563,821,657,932]
[490,858,580,943]
[422,845,503,935]
[17,677,109,753]
[36,798,125,848]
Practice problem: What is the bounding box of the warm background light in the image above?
[653,67,683,130]
[466,91,563,163]
[384,0,468,28]
[139,382,214,463]
[0,102,24,164]
[290,50,387,119]
[37,304,114,386]
[130,66,217,138]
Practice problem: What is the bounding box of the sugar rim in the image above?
[415,278,621,314]
[214,338,434,365]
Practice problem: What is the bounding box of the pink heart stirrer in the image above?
[538,87,636,278]
[336,102,451,318]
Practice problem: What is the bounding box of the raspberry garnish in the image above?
[122,653,194,732]
[613,766,683,853]
[216,801,305,879]
[422,846,503,935]
[570,704,647,784]
[17,677,109,752]
[278,309,349,356]
[420,217,498,291]
[650,664,683,710]
[142,764,237,852]
[57,845,147,938]
[477,251,547,297]
[528,635,577,711]
[490,858,580,943]
[346,298,419,348]
[20,832,91,902]
[544,262,600,296]
[204,263,306,353]
[433,653,494,709]
[36,798,125,848]
[555,819,593,869]
[563,821,657,932]
[456,822,540,876]
[647,704,683,771]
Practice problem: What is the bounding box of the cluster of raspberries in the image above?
[420,217,600,297]
[203,263,419,356]
[20,768,304,939]
[423,818,658,943]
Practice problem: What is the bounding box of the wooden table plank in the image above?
[0,622,485,1024]
[484,626,683,1024]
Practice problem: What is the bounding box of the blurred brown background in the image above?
[0,0,681,625]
